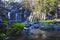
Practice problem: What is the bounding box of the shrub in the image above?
[0,32,5,40]
[5,22,26,39]
[12,22,25,30]
[41,20,54,26]
[8,22,25,33]
[57,22,60,26]
[0,33,3,40]
[3,20,8,25]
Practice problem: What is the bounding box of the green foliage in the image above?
[41,20,60,26]
[0,32,5,40]
[35,0,60,14]
[57,22,60,26]
[0,34,3,40]
[9,2,19,6]
[41,20,54,25]
[32,22,36,24]
[12,22,25,30]
[3,20,8,25]
[6,22,26,38]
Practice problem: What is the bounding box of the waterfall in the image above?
[28,12,33,22]
[8,12,10,19]
[15,13,18,21]
[28,12,38,22]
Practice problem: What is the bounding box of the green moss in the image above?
[12,22,25,30]
[41,20,54,25]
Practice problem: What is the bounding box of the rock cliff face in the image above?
[0,0,32,21]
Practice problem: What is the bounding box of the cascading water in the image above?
[8,12,10,19]
[15,13,17,21]
[28,12,38,22]
[28,12,33,22]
